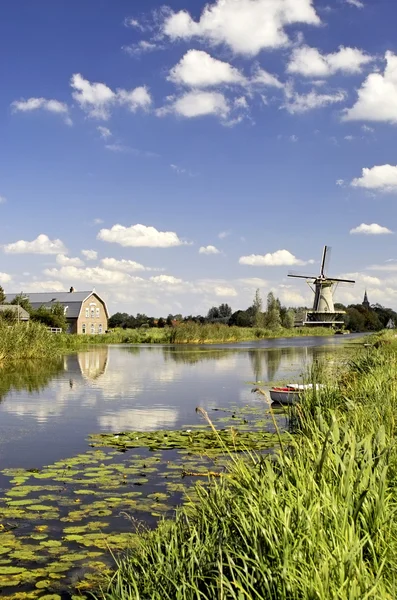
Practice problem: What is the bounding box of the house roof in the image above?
[4,291,109,320]
[0,305,30,319]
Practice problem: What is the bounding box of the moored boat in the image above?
[269,383,324,406]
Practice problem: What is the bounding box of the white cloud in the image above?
[239,249,310,266]
[350,223,393,235]
[162,0,320,56]
[159,90,230,119]
[0,272,12,284]
[343,52,397,123]
[168,50,245,88]
[124,18,146,31]
[0,195,6,204]
[117,86,152,112]
[218,230,231,239]
[44,265,143,286]
[71,74,152,120]
[150,275,183,285]
[56,254,85,267]
[199,245,220,254]
[82,249,98,261]
[344,135,354,141]
[283,83,346,113]
[123,41,161,57]
[97,126,112,139]
[362,124,374,133]
[11,97,72,125]
[101,257,153,272]
[18,280,66,293]
[93,218,104,225]
[97,223,188,248]
[336,179,345,186]
[287,45,372,77]
[170,163,192,176]
[367,262,397,272]
[4,234,67,255]
[351,164,397,192]
[345,0,364,7]
[251,68,284,88]
[289,134,298,142]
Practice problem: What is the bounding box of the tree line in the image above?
[109,290,296,330]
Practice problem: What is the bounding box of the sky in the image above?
[1,0,397,316]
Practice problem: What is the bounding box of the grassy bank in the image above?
[79,323,334,345]
[100,340,397,599]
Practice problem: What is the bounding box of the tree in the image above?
[252,289,265,327]
[0,286,5,304]
[108,312,129,328]
[282,309,295,329]
[265,292,281,330]
[10,293,32,313]
[207,306,220,322]
[218,304,232,319]
[158,317,166,328]
[230,309,254,327]
[32,302,67,331]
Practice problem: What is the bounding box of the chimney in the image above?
[70,286,75,293]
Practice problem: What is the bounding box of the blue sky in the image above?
[1,0,397,315]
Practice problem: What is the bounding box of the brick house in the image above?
[5,288,109,334]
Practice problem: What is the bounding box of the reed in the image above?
[99,345,397,599]
[0,321,61,363]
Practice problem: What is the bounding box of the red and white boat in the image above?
[269,383,323,406]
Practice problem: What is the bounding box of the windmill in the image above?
[288,246,355,327]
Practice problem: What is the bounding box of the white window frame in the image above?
[96,308,100,318]
[82,323,86,334]
[85,308,89,318]
[98,324,103,334]
[90,323,95,334]
[91,307,95,319]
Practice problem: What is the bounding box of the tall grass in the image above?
[0,321,61,362]
[100,345,397,599]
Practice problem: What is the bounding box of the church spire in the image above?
[363,290,370,310]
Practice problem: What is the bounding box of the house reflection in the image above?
[64,347,109,383]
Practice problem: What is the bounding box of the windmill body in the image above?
[289,246,355,327]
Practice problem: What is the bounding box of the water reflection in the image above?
[0,337,357,469]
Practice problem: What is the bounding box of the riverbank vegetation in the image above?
[100,337,397,599]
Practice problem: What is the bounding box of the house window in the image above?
[91,323,95,334]
[85,308,89,318]
[98,324,103,334]
[96,308,100,318]
[82,323,86,334]
[91,308,95,319]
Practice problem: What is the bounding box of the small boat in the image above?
[269,383,323,406]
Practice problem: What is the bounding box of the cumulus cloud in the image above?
[97,223,188,248]
[161,0,320,56]
[44,265,143,286]
[158,90,230,119]
[350,223,393,235]
[343,52,397,123]
[351,164,397,192]
[82,249,98,261]
[168,50,245,88]
[11,97,72,125]
[199,245,220,254]
[17,280,66,293]
[101,257,156,272]
[239,249,311,266]
[4,234,67,255]
[56,254,85,267]
[71,74,152,120]
[0,272,12,283]
[283,83,346,114]
[287,45,372,77]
